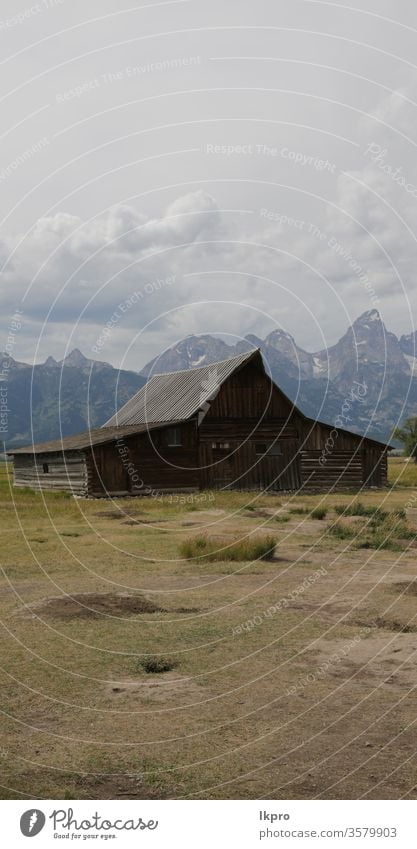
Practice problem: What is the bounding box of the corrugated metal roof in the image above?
[9,421,180,455]
[105,349,260,426]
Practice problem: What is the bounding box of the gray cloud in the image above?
[1,0,416,368]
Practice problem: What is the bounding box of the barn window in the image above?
[255,442,283,456]
[42,462,49,474]
[268,443,283,456]
[212,442,230,450]
[166,427,182,446]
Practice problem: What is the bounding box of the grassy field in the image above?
[1,459,417,800]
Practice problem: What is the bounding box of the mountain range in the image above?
[0,350,145,449]
[2,309,416,448]
[141,310,417,444]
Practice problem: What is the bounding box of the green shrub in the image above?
[290,506,309,515]
[328,522,356,540]
[311,507,327,520]
[329,511,415,551]
[141,657,177,674]
[358,513,415,551]
[179,535,277,562]
[334,502,387,519]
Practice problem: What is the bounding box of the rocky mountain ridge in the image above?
[1,310,416,447]
[140,310,417,443]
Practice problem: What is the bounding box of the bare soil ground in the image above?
[0,458,416,800]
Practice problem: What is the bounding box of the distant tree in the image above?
[394,417,417,462]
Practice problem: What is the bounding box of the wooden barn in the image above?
[9,349,391,497]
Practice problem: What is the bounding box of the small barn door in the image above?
[255,439,301,491]
[94,445,129,494]
[212,444,235,489]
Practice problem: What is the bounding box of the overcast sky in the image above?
[1,0,417,369]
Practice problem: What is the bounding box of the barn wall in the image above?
[199,363,302,490]
[87,421,199,496]
[204,362,295,420]
[299,420,387,491]
[362,445,388,488]
[13,451,88,495]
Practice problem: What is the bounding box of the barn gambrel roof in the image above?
[105,349,259,427]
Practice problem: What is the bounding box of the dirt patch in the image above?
[353,616,417,634]
[313,634,417,688]
[374,618,417,634]
[21,593,201,620]
[74,773,169,799]
[122,517,170,526]
[9,770,169,800]
[122,518,147,526]
[94,510,129,519]
[284,600,353,622]
[28,592,165,619]
[106,670,200,703]
[242,508,274,519]
[94,510,146,520]
[393,581,417,597]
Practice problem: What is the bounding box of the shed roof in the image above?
[105,348,260,426]
[10,421,180,455]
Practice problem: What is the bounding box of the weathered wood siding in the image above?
[13,451,88,496]
[86,421,199,496]
[362,445,388,487]
[299,420,387,491]
[199,363,301,490]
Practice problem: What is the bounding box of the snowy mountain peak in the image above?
[353,309,382,329]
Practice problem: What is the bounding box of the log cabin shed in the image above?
[9,349,391,497]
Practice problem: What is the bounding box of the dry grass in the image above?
[179,534,277,562]
[329,507,415,552]
[388,456,417,487]
[311,507,327,520]
[0,459,417,800]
